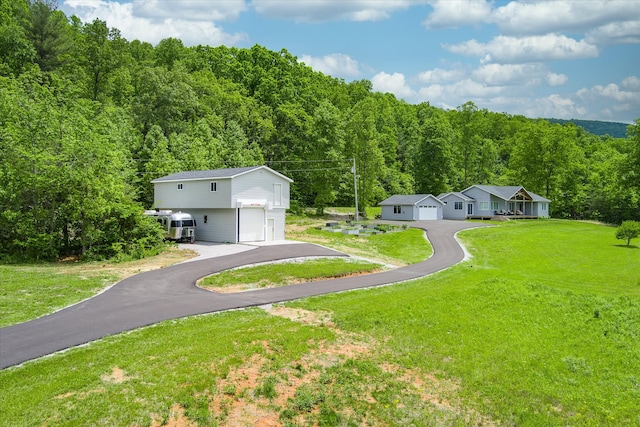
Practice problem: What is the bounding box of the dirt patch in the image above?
[100,366,131,384]
[153,306,495,426]
[150,404,197,427]
[55,246,197,283]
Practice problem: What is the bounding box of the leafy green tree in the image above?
[0,0,36,76]
[345,97,386,210]
[80,18,131,101]
[413,106,455,195]
[132,66,199,136]
[308,100,346,214]
[22,0,73,72]
[154,37,186,70]
[615,220,640,246]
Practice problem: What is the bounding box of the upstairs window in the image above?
[274,183,282,206]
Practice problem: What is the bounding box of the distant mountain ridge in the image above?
[546,118,630,138]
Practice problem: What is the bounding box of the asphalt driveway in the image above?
[0,220,486,369]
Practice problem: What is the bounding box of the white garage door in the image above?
[418,205,438,220]
[239,208,265,242]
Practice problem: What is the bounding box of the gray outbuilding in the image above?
[151,166,292,243]
[378,194,444,221]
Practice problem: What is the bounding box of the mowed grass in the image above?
[289,225,431,266]
[1,220,639,425]
[200,258,383,291]
[0,267,114,328]
[0,246,194,327]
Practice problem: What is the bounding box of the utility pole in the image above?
[351,158,359,222]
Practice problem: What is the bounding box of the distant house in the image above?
[151,166,292,243]
[441,185,551,219]
[380,185,550,221]
[378,194,444,221]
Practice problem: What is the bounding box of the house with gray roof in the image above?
[151,166,292,243]
[381,185,550,221]
[458,185,550,219]
[378,194,444,221]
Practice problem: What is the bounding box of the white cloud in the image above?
[417,67,466,84]
[471,63,567,87]
[491,1,640,37]
[622,76,640,90]
[546,73,568,87]
[299,54,362,78]
[252,0,424,23]
[586,20,640,45]
[423,0,491,29]
[131,0,247,21]
[62,0,247,46]
[371,72,415,98]
[445,34,599,64]
[412,75,639,122]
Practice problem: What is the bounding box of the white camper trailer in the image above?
[145,210,196,243]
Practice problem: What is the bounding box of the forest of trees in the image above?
[1,1,639,261]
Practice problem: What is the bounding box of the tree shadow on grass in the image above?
[614,244,639,249]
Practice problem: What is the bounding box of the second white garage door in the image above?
[418,205,438,220]
[239,208,265,242]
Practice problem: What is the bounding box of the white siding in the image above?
[381,205,414,221]
[154,179,232,209]
[231,170,290,209]
[152,168,292,243]
[267,209,286,240]
[441,194,469,220]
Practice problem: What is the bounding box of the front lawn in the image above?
[1,220,638,426]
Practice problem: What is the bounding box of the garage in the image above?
[378,194,444,221]
[238,208,265,242]
[418,205,438,220]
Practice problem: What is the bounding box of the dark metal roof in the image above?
[151,166,293,183]
[437,192,475,202]
[378,194,442,206]
[464,185,551,202]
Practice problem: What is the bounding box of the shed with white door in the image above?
[151,166,292,243]
[378,194,444,221]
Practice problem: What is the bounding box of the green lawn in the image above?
[200,258,383,291]
[289,225,432,266]
[1,220,638,426]
[0,266,115,327]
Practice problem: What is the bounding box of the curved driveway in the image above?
[0,220,486,369]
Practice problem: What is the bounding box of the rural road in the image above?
[0,220,486,369]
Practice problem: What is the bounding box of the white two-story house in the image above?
[151,166,292,243]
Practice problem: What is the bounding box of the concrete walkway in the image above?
[0,220,486,369]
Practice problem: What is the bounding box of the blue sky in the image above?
[61,0,640,123]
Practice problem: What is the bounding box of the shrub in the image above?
[615,220,640,246]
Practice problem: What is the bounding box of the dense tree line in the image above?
[1,1,639,261]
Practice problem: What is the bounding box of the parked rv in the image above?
[145,210,196,243]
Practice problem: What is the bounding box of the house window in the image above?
[454,202,463,210]
[210,181,217,192]
[177,183,183,190]
[274,183,282,206]
[479,202,489,211]
[491,201,499,211]
[542,203,547,211]
[393,205,402,214]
